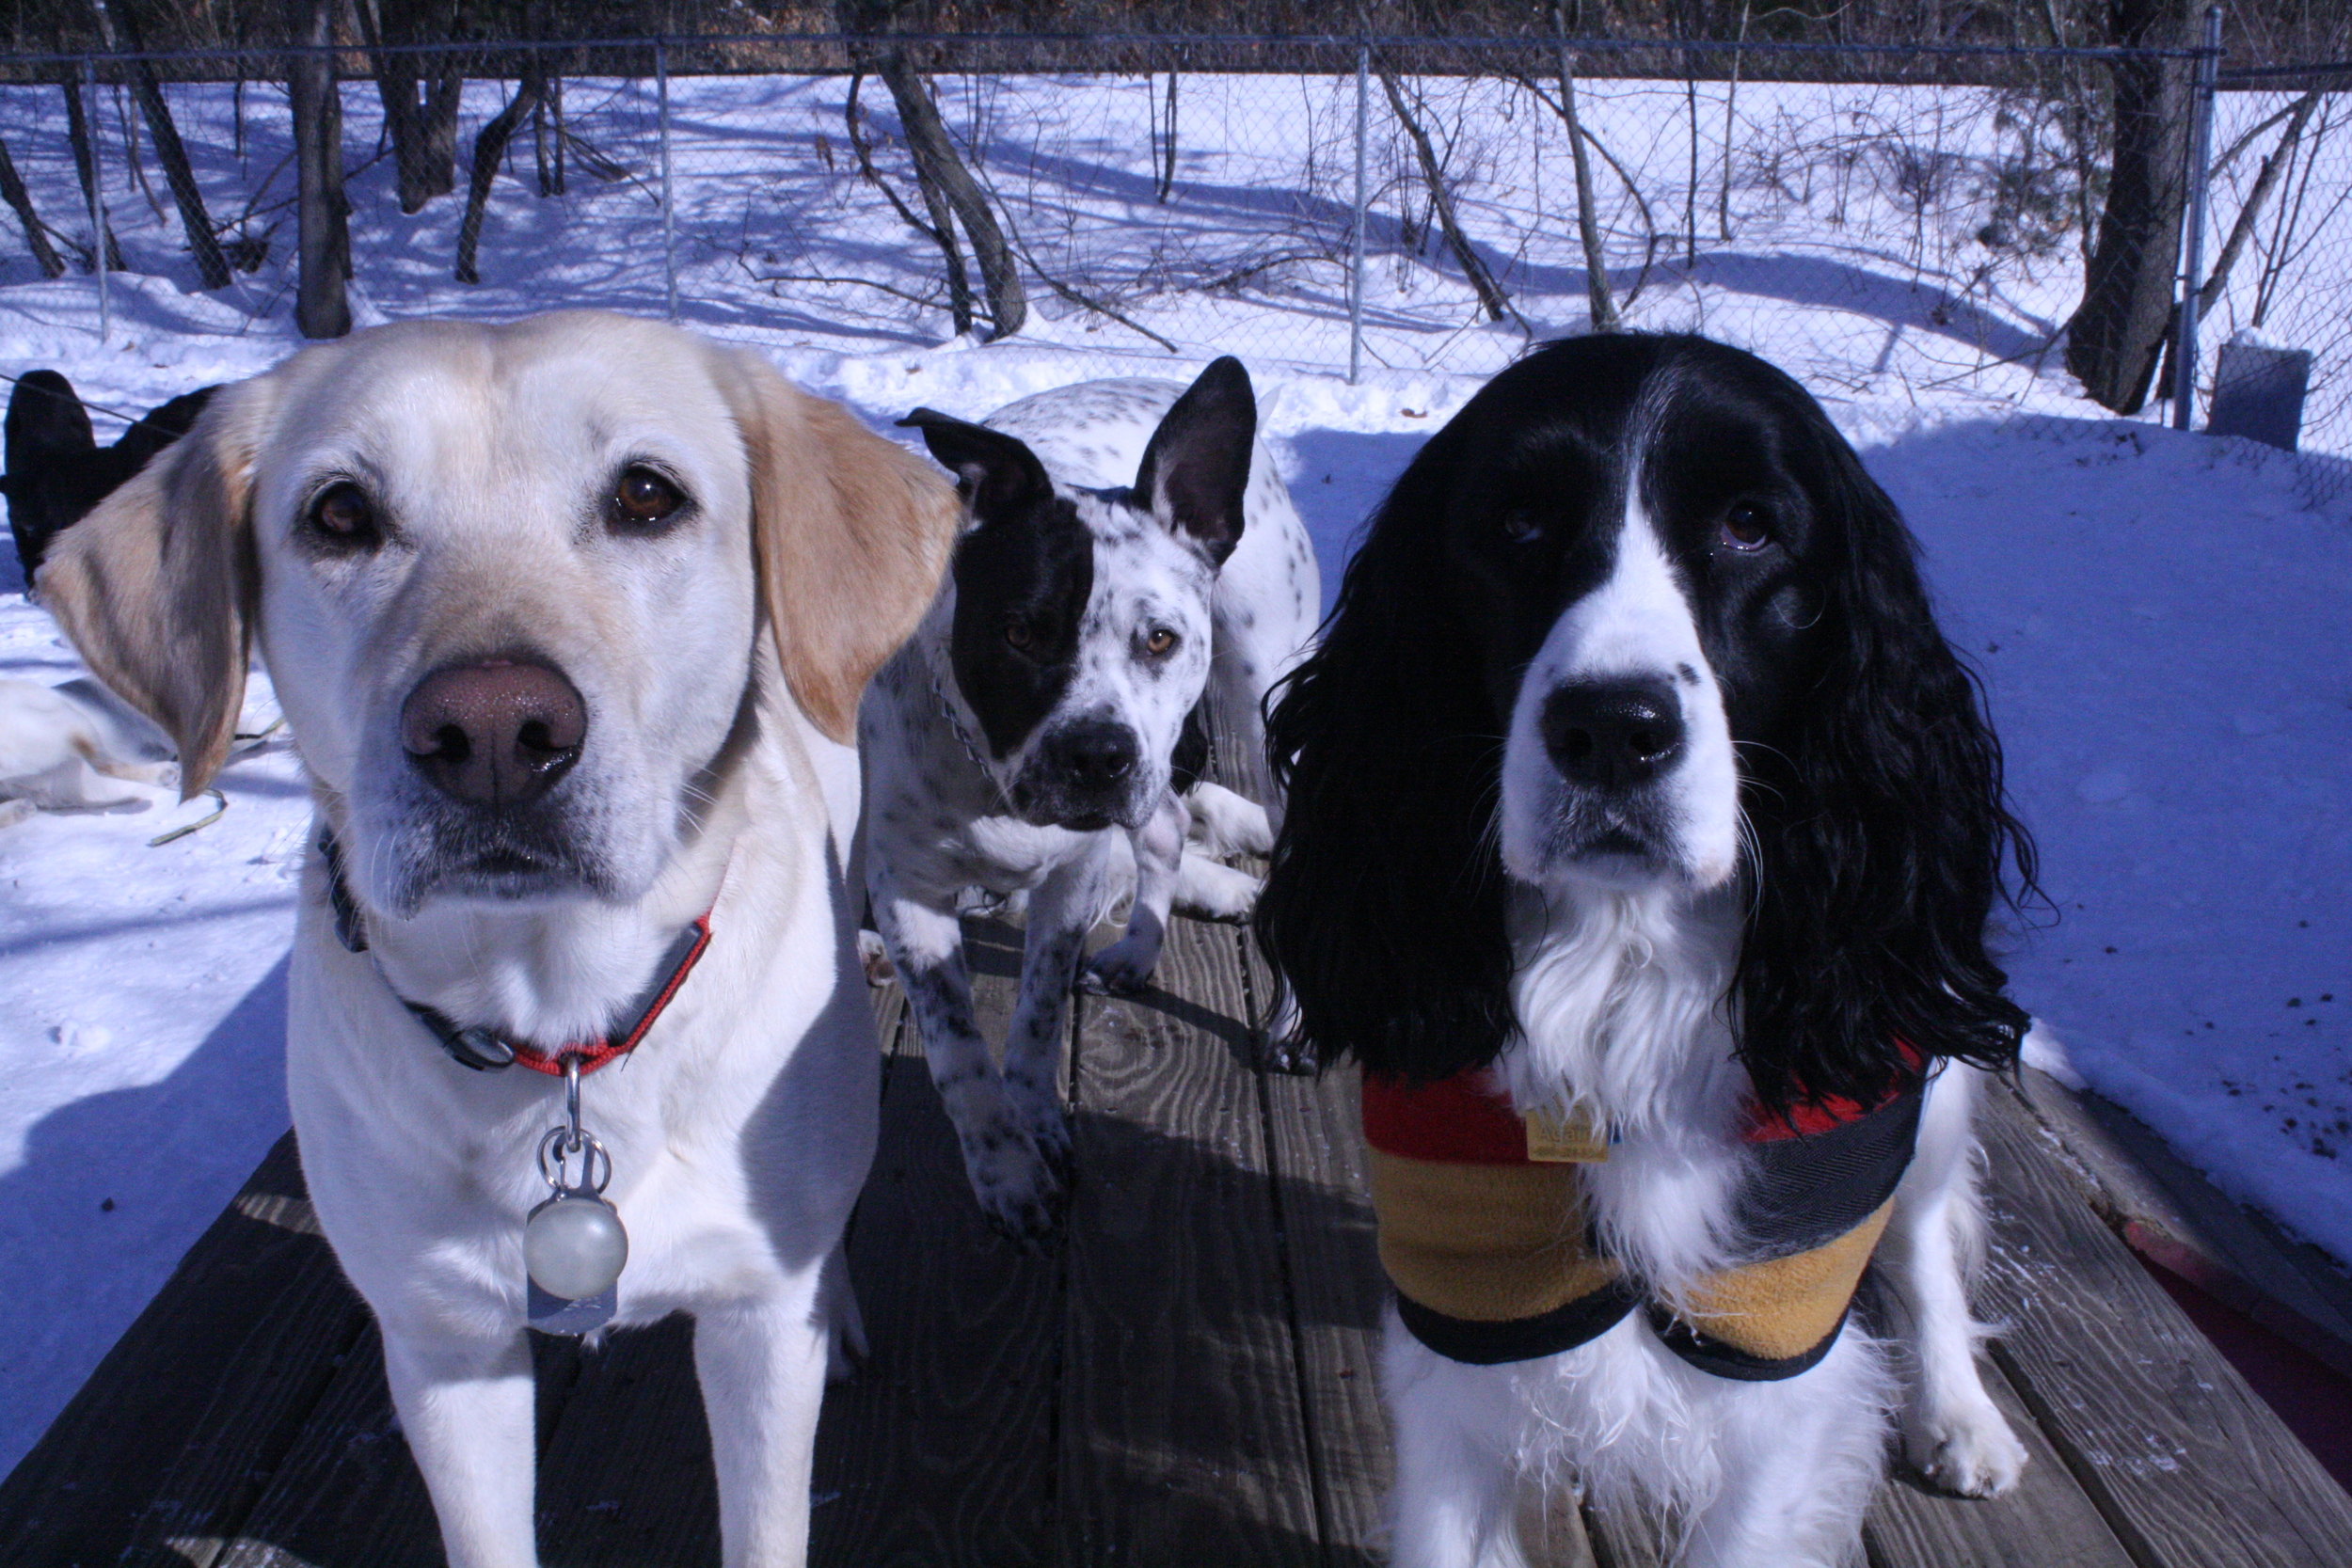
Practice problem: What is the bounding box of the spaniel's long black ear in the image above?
[1255,426,1518,1082]
[1734,403,2038,1114]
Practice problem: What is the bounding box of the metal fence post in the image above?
[85,55,108,345]
[2173,6,2224,433]
[1350,42,1368,386]
[657,39,677,324]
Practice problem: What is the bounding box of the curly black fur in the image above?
[1255,333,2037,1113]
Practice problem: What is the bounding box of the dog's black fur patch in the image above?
[4,372,216,588]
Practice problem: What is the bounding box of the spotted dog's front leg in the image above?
[870,873,1062,1244]
[1003,852,1106,1195]
[1087,789,1186,995]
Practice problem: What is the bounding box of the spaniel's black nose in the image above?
[1541,679,1685,790]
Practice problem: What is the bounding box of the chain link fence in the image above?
[1,31,2346,496]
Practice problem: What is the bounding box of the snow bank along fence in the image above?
[5,28,2351,489]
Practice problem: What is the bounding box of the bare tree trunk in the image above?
[358,0,462,214]
[0,136,66,278]
[90,0,233,289]
[845,72,972,335]
[1551,11,1618,332]
[289,0,349,337]
[2198,91,2317,321]
[1720,0,1751,242]
[2065,0,2200,414]
[1379,69,1517,327]
[1154,70,1178,202]
[454,70,545,285]
[59,76,123,273]
[876,50,1026,340]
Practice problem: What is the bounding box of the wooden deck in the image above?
[7,911,2352,1568]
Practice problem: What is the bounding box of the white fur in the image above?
[1390,477,2022,1568]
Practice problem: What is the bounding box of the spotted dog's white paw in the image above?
[1905,1399,2027,1497]
[856,928,896,986]
[1184,783,1274,857]
[1084,924,1166,995]
[1172,851,1260,924]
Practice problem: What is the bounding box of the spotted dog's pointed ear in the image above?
[1135,356,1255,567]
[720,350,961,744]
[898,408,1054,527]
[38,375,272,799]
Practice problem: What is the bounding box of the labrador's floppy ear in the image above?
[718,348,961,743]
[37,375,271,799]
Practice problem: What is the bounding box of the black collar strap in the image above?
[318,829,714,1076]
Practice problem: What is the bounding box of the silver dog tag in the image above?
[525,1078,627,1336]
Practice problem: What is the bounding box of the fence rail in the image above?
[0,30,2345,498]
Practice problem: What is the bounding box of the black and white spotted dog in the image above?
[863,358,1318,1240]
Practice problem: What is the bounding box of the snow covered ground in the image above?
[1,67,2347,1474]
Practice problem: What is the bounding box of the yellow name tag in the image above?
[1523,1106,1611,1163]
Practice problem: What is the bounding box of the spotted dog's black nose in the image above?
[1042,719,1140,792]
[1541,679,1685,790]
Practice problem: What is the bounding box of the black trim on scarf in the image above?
[1392,1276,1642,1366]
[1644,1302,1851,1382]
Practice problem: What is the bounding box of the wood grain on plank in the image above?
[1241,930,1404,1568]
[1061,915,1328,1565]
[209,1323,444,1568]
[808,925,1061,1567]
[1864,1354,2133,1568]
[2011,1067,2352,1373]
[1977,1083,2352,1568]
[0,1131,374,1568]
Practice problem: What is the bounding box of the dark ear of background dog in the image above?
[4,372,217,590]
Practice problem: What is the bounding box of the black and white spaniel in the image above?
[1256,334,2039,1568]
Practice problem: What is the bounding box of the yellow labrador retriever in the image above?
[40,312,958,1568]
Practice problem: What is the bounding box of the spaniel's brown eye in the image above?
[1143,627,1178,657]
[1722,502,1772,550]
[306,482,380,547]
[1004,620,1034,651]
[611,465,686,528]
[1501,510,1542,545]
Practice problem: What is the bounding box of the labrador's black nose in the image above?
[402,657,586,806]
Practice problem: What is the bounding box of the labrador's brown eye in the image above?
[1005,619,1034,651]
[306,482,380,548]
[612,465,686,529]
[1501,510,1542,545]
[1143,627,1178,657]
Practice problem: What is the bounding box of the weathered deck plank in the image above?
[810,950,1064,1567]
[0,1132,373,1568]
[1059,915,1327,1563]
[8,913,2349,1568]
[1976,1082,2352,1568]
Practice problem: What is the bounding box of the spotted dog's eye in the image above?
[1501,510,1543,545]
[1142,627,1179,657]
[610,465,686,530]
[305,482,381,549]
[1721,501,1773,551]
[1004,619,1034,651]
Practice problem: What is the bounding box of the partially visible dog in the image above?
[865,357,1318,1241]
[1257,334,2035,1567]
[0,676,178,824]
[40,312,959,1568]
[4,369,215,587]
